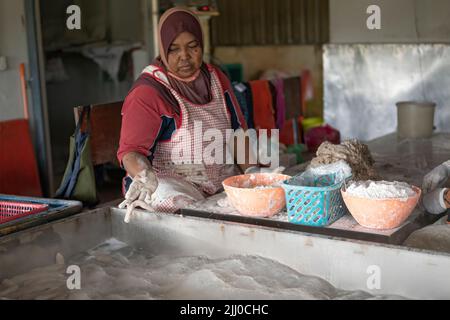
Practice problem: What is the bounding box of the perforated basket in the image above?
[281,172,350,227]
[0,201,49,225]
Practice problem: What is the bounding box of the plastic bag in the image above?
[304,124,340,153]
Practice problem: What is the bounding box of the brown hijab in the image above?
[153,8,212,105]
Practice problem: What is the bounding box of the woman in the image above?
[117,8,255,220]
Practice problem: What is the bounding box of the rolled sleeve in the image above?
[117,86,164,164]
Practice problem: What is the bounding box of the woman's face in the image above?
[167,32,203,79]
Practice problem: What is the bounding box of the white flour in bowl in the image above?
[240,174,285,189]
[346,180,416,200]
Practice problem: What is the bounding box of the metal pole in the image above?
[23,0,54,196]
[151,0,159,59]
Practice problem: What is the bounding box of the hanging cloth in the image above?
[271,78,286,129]
[301,69,314,116]
[283,77,302,119]
[233,82,250,127]
[249,80,277,135]
[243,82,255,129]
[55,106,98,205]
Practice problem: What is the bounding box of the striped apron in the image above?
[139,65,239,212]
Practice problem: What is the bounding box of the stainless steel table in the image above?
[186,133,450,244]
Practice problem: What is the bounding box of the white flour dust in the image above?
[292,160,352,187]
[151,176,205,207]
[253,184,282,190]
[308,161,352,182]
[346,180,416,200]
[239,174,285,189]
[0,238,406,300]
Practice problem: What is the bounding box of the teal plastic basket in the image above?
[281,172,350,227]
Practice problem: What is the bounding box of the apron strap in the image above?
[141,65,170,87]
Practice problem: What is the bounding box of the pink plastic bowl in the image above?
[341,186,421,230]
[222,173,291,217]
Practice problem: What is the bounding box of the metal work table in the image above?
[0,134,449,299]
[1,206,450,299]
[185,133,450,245]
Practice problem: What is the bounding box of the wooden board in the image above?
[181,133,450,245]
[74,102,123,166]
[0,119,42,197]
[180,192,443,245]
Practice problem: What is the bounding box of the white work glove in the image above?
[118,169,158,223]
[423,188,448,215]
[422,160,450,194]
[244,166,285,174]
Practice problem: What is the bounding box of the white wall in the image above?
[324,44,450,141]
[0,0,29,121]
[330,0,450,43]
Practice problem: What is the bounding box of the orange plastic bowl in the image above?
[222,173,291,217]
[341,186,421,230]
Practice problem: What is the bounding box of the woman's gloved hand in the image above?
[244,166,285,174]
[423,188,448,215]
[422,160,450,194]
[118,169,158,223]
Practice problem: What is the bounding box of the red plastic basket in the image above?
[0,201,49,225]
